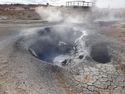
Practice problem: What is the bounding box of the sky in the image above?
[0,0,125,8]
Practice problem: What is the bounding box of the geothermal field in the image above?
[0,3,125,94]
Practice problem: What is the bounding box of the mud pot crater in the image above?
[90,43,111,63]
[16,25,120,65]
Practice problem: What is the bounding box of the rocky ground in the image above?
[0,5,125,94]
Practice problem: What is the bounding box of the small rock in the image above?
[79,55,84,59]
[62,59,67,66]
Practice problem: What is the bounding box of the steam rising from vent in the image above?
[20,25,84,63]
[18,25,113,65]
[35,6,125,24]
[36,7,63,22]
[18,1,124,65]
[35,6,91,23]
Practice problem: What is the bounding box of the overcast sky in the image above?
[0,0,125,8]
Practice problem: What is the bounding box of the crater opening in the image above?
[28,26,82,63]
[22,26,113,65]
[90,43,111,63]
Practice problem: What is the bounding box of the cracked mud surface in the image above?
[59,63,125,94]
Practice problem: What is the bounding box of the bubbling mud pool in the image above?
[18,25,113,66]
[28,26,82,63]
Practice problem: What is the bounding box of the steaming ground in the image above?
[0,6,125,94]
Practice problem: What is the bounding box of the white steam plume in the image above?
[35,6,91,23]
[36,7,63,22]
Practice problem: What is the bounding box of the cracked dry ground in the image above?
[0,23,125,94]
[58,61,125,94]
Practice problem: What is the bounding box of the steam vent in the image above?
[0,2,125,94]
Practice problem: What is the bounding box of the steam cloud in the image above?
[36,7,63,22]
[36,6,125,24]
[19,1,125,65]
[35,6,92,23]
